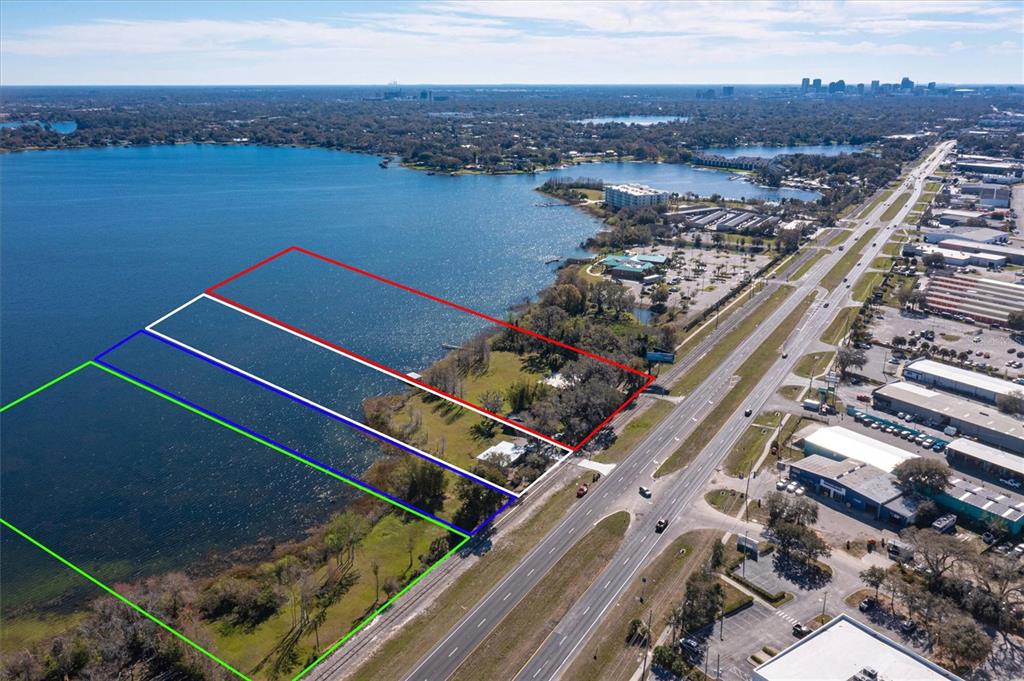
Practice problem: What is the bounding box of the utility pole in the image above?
[719,604,724,640]
[640,608,653,681]
[742,531,749,579]
[821,591,828,621]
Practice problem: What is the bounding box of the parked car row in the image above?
[776,478,806,496]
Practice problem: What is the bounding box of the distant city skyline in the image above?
[1,0,1021,86]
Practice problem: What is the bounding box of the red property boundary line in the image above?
[205,246,655,452]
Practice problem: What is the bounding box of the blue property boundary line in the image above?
[91,357,481,536]
[94,328,144,360]
[137,329,516,500]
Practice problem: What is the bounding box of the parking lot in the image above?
[824,399,1024,505]
[614,244,771,321]
[869,308,1024,382]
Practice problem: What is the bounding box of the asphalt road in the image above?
[352,142,953,681]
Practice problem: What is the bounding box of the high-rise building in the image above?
[856,83,865,95]
[801,77,810,93]
[870,80,880,93]
[900,76,914,91]
[812,78,822,92]
[927,82,936,90]
[722,86,734,97]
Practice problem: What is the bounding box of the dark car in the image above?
[859,597,876,612]
[899,619,917,635]
[744,408,753,417]
[792,624,812,638]
[655,519,668,533]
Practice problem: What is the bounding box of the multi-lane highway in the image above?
[325,142,952,681]
[512,143,952,681]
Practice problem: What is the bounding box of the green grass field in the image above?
[387,351,543,470]
[852,270,885,302]
[820,307,859,345]
[723,423,776,476]
[209,513,452,678]
[793,351,834,379]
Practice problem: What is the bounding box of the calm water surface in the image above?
[0,144,816,598]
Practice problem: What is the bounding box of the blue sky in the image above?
[1,1,1021,85]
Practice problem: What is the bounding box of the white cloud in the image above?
[0,0,1019,84]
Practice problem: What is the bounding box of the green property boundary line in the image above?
[0,360,471,680]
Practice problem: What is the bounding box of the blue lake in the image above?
[0,144,817,598]
[0,120,78,134]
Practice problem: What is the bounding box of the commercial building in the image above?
[872,381,1024,452]
[955,157,1023,178]
[692,153,772,172]
[960,183,1011,208]
[936,239,1024,266]
[922,226,1009,244]
[802,426,918,473]
[906,243,1005,268]
[945,438,1024,479]
[938,477,1024,535]
[752,614,961,681]
[922,273,1024,325]
[936,208,993,226]
[788,454,918,525]
[600,254,668,281]
[603,183,670,210]
[903,359,1022,405]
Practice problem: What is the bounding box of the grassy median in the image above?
[793,351,835,379]
[820,306,859,345]
[596,399,674,463]
[880,191,912,222]
[788,249,829,282]
[820,228,878,291]
[563,530,721,681]
[656,292,817,478]
[858,188,893,218]
[851,270,884,302]
[671,285,794,397]
[449,511,631,681]
[350,474,592,681]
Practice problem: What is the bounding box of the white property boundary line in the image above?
[143,295,532,497]
[200,294,574,453]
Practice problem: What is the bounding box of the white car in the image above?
[786,481,799,493]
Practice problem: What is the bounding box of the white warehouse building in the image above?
[753,614,961,681]
[802,426,918,473]
[903,359,1021,406]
